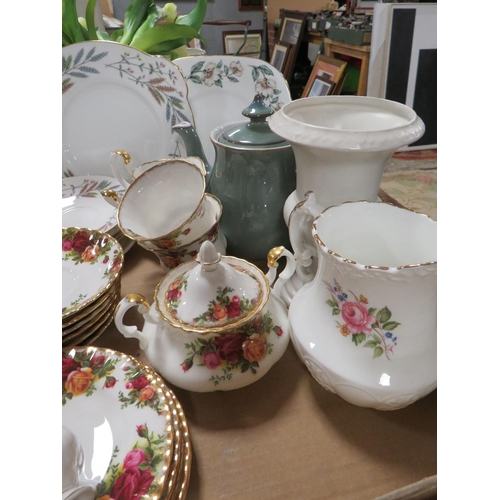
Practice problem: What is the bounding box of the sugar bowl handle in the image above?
[266,246,296,301]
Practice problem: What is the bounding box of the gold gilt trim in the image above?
[312,201,437,270]
[62,227,124,320]
[154,255,270,335]
[61,345,175,499]
[267,246,285,268]
[116,158,206,243]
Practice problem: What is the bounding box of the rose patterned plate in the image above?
[173,55,292,166]
[62,227,123,319]
[62,41,195,178]
[62,175,125,233]
[62,347,175,499]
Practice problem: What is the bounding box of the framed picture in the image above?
[270,42,289,73]
[302,54,348,98]
[278,10,307,82]
[222,30,262,57]
[308,77,335,97]
[238,0,264,11]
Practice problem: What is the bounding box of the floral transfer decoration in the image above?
[94,423,166,500]
[185,59,285,111]
[181,311,283,386]
[62,46,191,127]
[118,366,165,414]
[62,176,124,200]
[62,228,123,314]
[325,279,400,359]
[62,349,119,405]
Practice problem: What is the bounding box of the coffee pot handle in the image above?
[288,192,322,283]
[266,246,296,301]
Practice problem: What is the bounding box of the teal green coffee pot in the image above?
[172,94,296,263]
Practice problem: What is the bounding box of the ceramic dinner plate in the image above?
[62,227,123,318]
[62,347,175,499]
[62,175,124,233]
[62,41,195,178]
[173,55,292,166]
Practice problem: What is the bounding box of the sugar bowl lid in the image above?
[155,241,270,334]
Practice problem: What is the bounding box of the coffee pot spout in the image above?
[172,121,214,187]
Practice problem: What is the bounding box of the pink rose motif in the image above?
[110,467,154,500]
[131,375,149,390]
[62,239,73,252]
[202,349,222,370]
[167,289,182,300]
[226,301,241,318]
[62,356,79,379]
[341,301,376,334]
[123,448,147,469]
[72,231,92,253]
[214,333,246,363]
[105,377,117,388]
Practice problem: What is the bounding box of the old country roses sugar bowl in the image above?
[114,241,296,392]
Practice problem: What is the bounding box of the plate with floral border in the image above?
[173,55,292,167]
[62,40,195,178]
[62,346,175,499]
[62,175,125,233]
[62,227,123,318]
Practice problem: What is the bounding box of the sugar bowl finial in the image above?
[196,241,221,272]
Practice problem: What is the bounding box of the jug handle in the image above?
[114,294,156,351]
[288,191,322,283]
[110,150,133,188]
[265,246,296,301]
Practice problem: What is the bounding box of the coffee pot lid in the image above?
[155,241,270,334]
[219,94,289,148]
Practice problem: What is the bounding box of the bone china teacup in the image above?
[288,197,437,411]
[116,157,206,247]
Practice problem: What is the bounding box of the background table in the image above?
[92,242,437,500]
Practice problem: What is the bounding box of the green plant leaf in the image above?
[364,340,378,348]
[373,346,384,358]
[352,333,366,346]
[85,0,98,39]
[176,0,207,31]
[121,0,154,45]
[131,24,201,52]
[62,0,86,44]
[129,3,160,46]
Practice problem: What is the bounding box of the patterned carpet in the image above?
[379,149,437,220]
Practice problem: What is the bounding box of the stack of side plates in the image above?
[62,227,124,346]
[62,346,192,499]
[62,175,135,253]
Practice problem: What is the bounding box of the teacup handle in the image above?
[266,246,296,301]
[100,189,121,208]
[288,191,322,283]
[110,150,133,188]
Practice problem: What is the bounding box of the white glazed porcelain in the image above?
[173,55,292,167]
[62,227,123,318]
[144,193,228,270]
[288,199,437,410]
[62,347,180,498]
[116,157,206,243]
[109,150,207,188]
[62,176,125,233]
[267,95,426,223]
[114,242,296,392]
[62,41,195,178]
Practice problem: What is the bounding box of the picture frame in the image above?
[222,30,262,57]
[278,10,308,82]
[238,0,264,11]
[270,42,290,73]
[301,54,348,98]
[308,76,335,97]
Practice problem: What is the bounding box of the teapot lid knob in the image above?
[197,241,221,272]
[242,94,275,120]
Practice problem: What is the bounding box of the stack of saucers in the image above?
[62,175,135,253]
[62,346,192,499]
[62,227,124,346]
